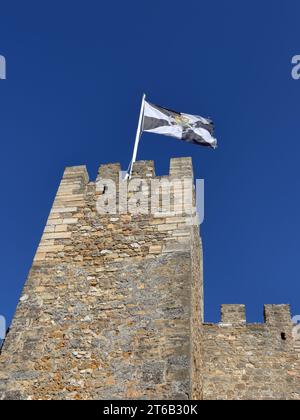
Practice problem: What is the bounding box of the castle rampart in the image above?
[0,158,203,400]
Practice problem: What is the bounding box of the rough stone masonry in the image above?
[0,157,299,400]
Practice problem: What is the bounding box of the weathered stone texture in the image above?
[0,157,299,400]
[202,304,300,400]
[0,158,203,400]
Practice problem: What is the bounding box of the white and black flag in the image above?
[142,100,217,149]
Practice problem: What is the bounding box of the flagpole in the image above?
[126,93,146,179]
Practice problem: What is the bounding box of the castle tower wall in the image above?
[0,158,203,400]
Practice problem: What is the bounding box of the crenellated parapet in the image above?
[33,158,198,265]
[219,303,293,327]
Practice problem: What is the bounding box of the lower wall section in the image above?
[0,252,192,400]
[202,318,300,400]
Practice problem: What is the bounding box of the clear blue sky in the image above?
[0,0,299,326]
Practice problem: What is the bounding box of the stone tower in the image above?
[0,157,299,400]
[0,157,203,400]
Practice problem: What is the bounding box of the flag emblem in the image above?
[142,100,217,149]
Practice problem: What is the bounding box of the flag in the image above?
[142,100,217,149]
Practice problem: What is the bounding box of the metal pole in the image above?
[126,93,146,179]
